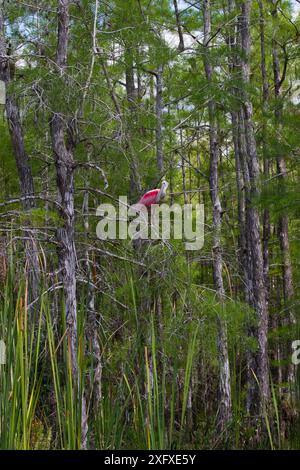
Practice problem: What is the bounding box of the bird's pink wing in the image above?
[139,189,159,207]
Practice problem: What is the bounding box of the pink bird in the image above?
[133,180,168,209]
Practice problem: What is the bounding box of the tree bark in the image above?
[202,0,232,433]
[226,0,250,304]
[83,146,102,411]
[50,113,77,378]
[155,65,164,176]
[124,47,142,200]
[271,1,294,308]
[173,0,185,52]
[51,0,78,392]
[0,5,39,307]
[238,0,270,412]
[270,0,295,387]
[258,0,271,301]
[51,0,90,449]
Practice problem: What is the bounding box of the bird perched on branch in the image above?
[132,180,168,210]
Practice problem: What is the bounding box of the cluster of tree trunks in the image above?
[228,0,270,414]
[0,0,296,447]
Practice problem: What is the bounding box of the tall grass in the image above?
[0,263,298,449]
[0,271,43,449]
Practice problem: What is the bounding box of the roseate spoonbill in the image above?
[134,180,169,209]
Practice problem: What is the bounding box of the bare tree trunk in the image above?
[226,0,250,303]
[238,0,270,412]
[5,98,35,207]
[202,0,232,433]
[125,47,142,201]
[96,37,141,198]
[50,2,91,448]
[102,53,142,197]
[51,0,78,381]
[51,0,89,449]
[180,129,188,205]
[50,114,78,377]
[238,108,259,414]
[270,0,295,387]
[155,65,164,176]
[173,0,185,52]
[238,110,255,307]
[0,5,39,307]
[231,112,248,292]
[83,146,102,412]
[258,0,271,301]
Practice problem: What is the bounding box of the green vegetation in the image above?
[0,0,300,450]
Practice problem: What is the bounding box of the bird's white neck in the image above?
[157,181,168,202]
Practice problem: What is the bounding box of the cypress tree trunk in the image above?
[51,0,89,449]
[226,0,249,301]
[98,45,141,197]
[270,0,295,387]
[202,0,232,432]
[238,0,270,412]
[155,65,164,176]
[231,112,250,298]
[173,0,185,52]
[51,0,77,381]
[50,114,78,377]
[258,0,271,301]
[226,1,259,409]
[0,5,39,308]
[125,47,142,201]
[83,145,102,411]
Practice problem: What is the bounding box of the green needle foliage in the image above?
[0,0,300,450]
